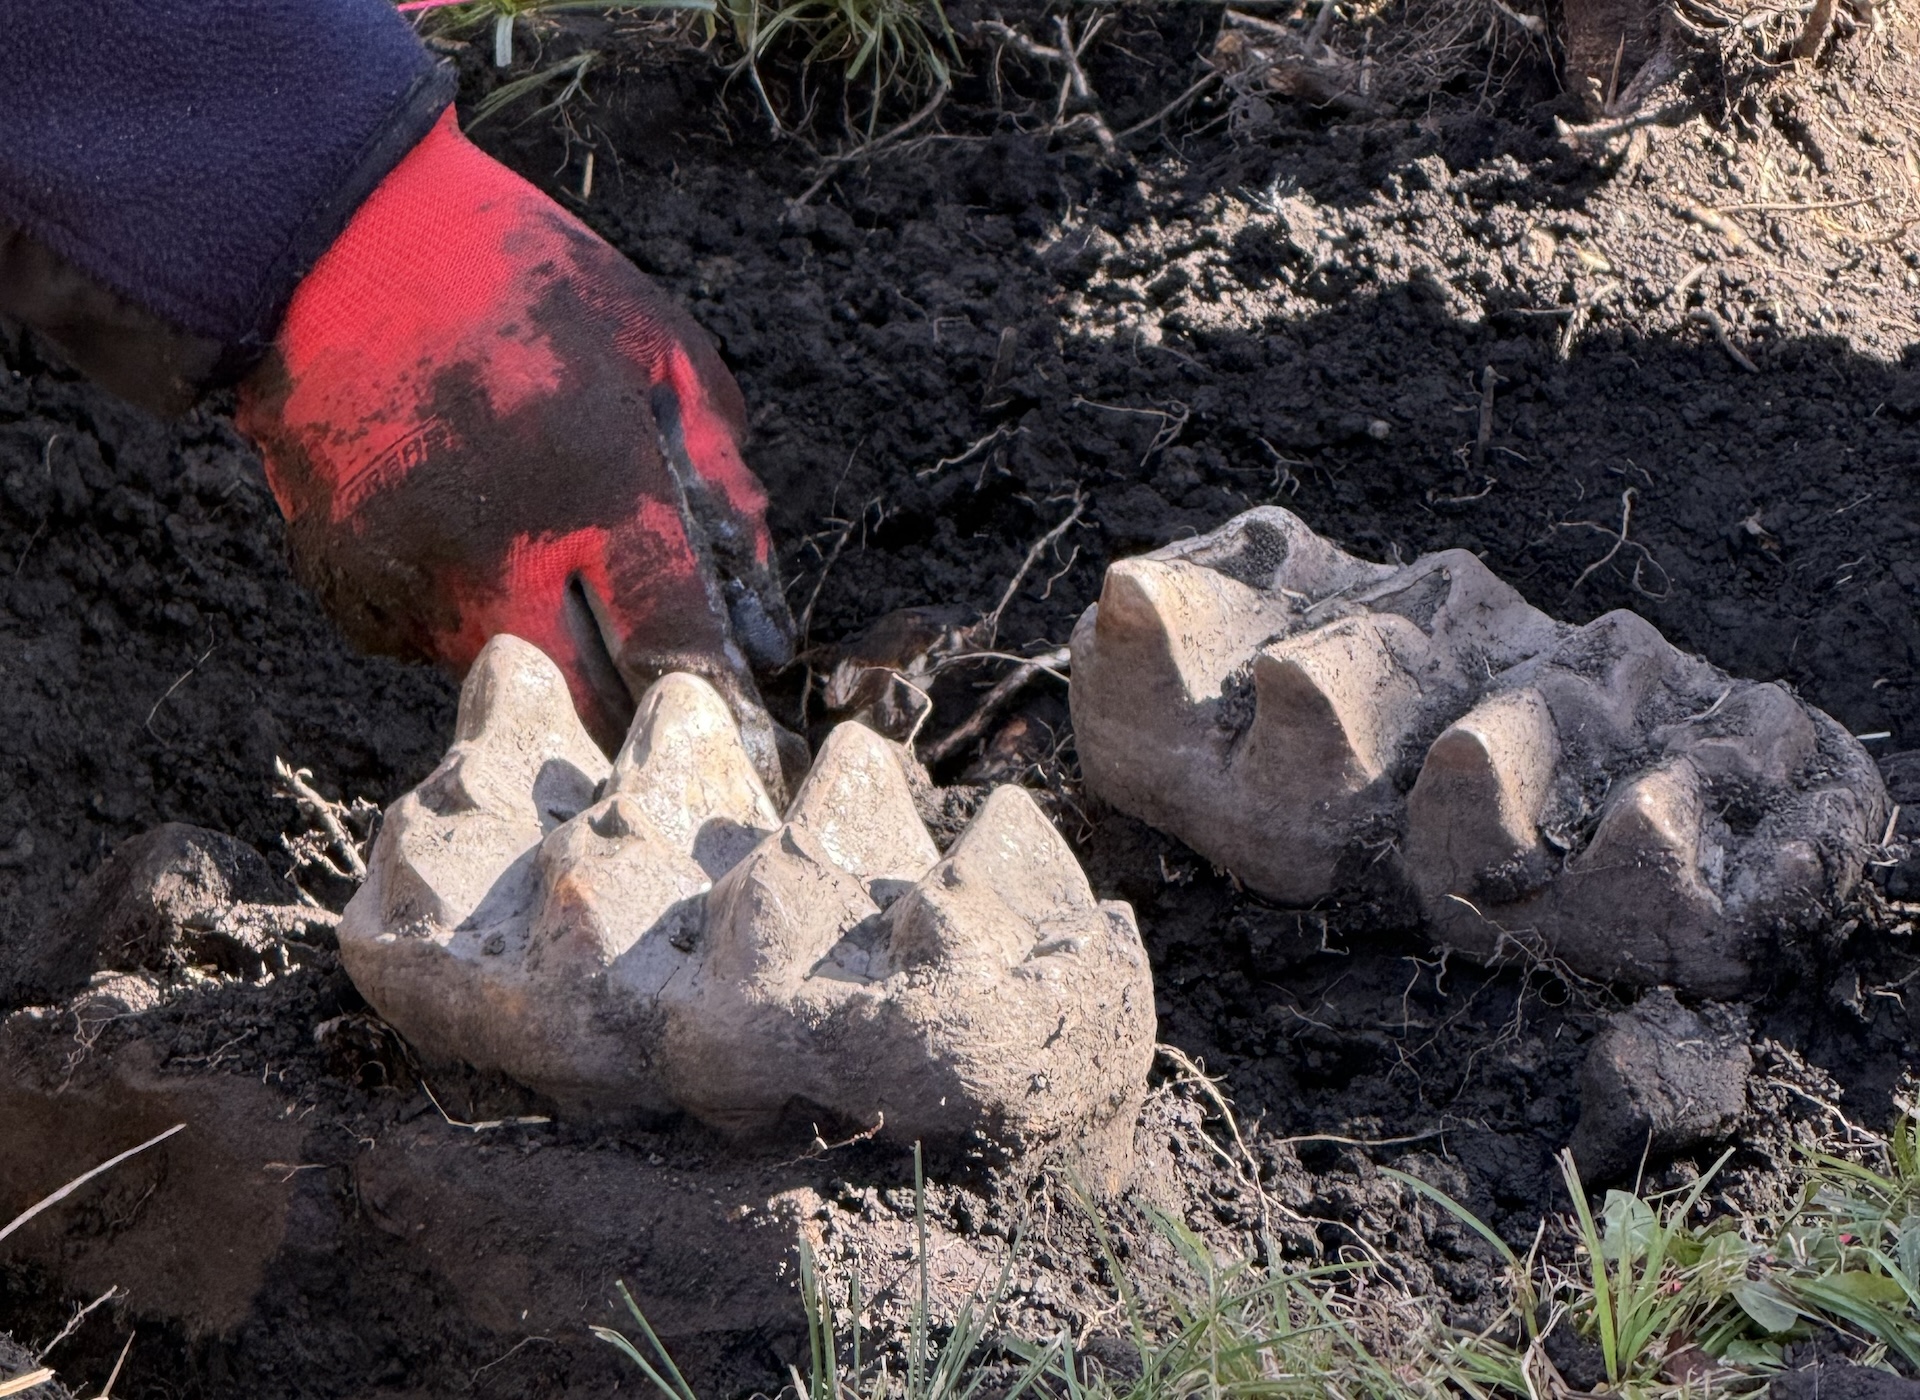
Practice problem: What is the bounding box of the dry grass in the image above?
[1208,0,1549,124]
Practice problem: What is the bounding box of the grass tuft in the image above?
[598,1115,1920,1400]
[405,0,952,133]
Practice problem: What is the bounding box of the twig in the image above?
[1689,306,1760,373]
[1556,302,1586,360]
[97,1333,134,1400]
[917,426,1017,480]
[898,675,938,753]
[1558,488,1671,600]
[35,1287,122,1363]
[467,1335,556,1390]
[0,1125,184,1246]
[12,436,57,581]
[1222,8,1296,38]
[0,1369,55,1399]
[1668,261,1712,301]
[1053,13,1099,102]
[980,491,1087,646]
[1791,0,1835,58]
[775,1112,886,1167]
[1272,1127,1448,1149]
[979,16,1115,149]
[982,326,1020,406]
[1473,365,1501,471]
[1554,99,1692,146]
[420,1081,551,1133]
[1306,0,1336,50]
[273,758,371,882]
[922,647,1070,766]
[789,82,951,206]
[1114,71,1221,139]
[11,521,43,581]
[795,514,858,649]
[1069,396,1189,467]
[1487,0,1547,34]
[1714,194,1875,214]
[144,639,219,739]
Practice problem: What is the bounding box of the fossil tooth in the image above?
[1072,507,1887,994]
[339,641,1155,1161]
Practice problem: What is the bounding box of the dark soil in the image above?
[4,2,1920,1395]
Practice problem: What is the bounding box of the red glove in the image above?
[236,108,797,785]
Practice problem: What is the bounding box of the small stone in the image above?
[24,823,297,997]
[1568,989,1751,1184]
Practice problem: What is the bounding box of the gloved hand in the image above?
[236,108,799,788]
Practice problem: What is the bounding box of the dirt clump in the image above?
[24,822,317,1000]
[1568,988,1753,1183]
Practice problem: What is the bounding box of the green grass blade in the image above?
[1558,1149,1620,1383]
[1382,1164,1539,1340]
[613,1281,700,1400]
[911,1141,928,1400]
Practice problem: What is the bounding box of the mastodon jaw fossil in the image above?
[1070,507,1886,996]
[340,635,1155,1153]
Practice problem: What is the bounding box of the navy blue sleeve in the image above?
[0,0,456,356]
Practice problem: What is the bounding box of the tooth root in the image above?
[1407,688,1557,902]
[609,672,779,871]
[784,723,939,886]
[1246,615,1423,789]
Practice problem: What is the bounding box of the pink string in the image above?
[395,0,469,12]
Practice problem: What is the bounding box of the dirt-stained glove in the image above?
[235,108,797,785]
